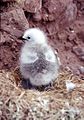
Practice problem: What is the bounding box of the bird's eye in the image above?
[28,36,30,39]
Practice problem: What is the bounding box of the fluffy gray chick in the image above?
[20,28,60,86]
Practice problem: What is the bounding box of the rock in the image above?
[64,42,73,51]
[68,33,76,41]
[73,0,84,11]
[65,3,77,23]
[1,7,29,38]
[33,11,42,21]
[0,30,23,70]
[66,81,76,92]
[43,0,66,18]
[1,0,14,2]
[79,56,84,61]
[59,2,77,29]
[48,14,55,21]
[78,66,84,74]
[76,0,84,1]
[0,7,28,70]
[0,32,12,45]
[58,32,68,40]
[42,13,49,21]
[72,46,84,56]
[43,0,77,29]
[72,46,84,61]
[77,31,84,42]
[0,32,6,45]
[73,68,80,75]
[16,0,42,13]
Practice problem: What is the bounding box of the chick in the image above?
[20,28,60,87]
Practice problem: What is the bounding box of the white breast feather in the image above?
[21,49,38,64]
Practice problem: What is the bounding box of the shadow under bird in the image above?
[20,28,60,87]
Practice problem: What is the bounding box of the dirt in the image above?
[0,0,84,78]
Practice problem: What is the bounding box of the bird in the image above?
[19,28,60,87]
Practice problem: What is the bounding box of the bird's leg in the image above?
[21,78,33,89]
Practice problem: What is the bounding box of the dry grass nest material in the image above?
[0,69,84,120]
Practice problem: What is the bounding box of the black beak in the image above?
[18,36,27,41]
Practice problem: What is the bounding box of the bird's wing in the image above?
[45,48,56,63]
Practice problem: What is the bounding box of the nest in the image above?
[0,69,84,120]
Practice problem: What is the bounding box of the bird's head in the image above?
[22,28,47,45]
